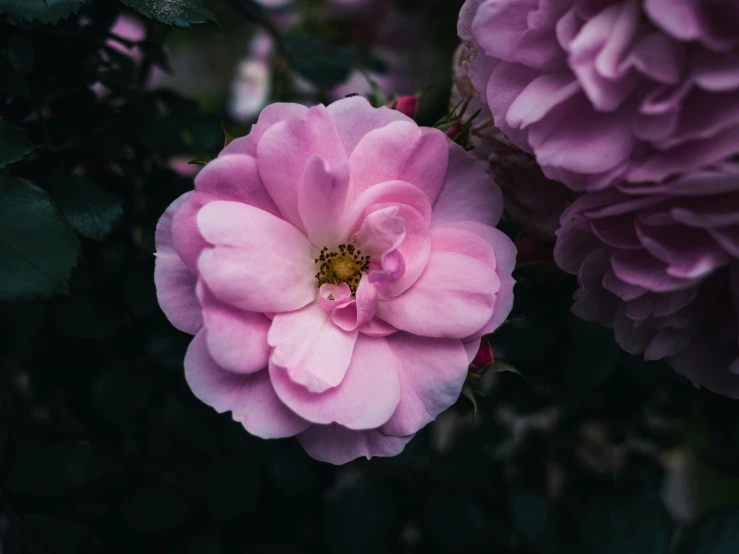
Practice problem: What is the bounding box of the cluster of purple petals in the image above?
[460,0,739,395]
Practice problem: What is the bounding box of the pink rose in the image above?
[154,97,516,464]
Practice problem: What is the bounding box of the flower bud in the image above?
[470,337,494,373]
[387,95,418,118]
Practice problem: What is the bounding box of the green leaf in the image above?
[7,35,35,75]
[489,360,529,380]
[46,175,123,240]
[577,494,672,554]
[673,508,739,554]
[0,177,80,301]
[0,0,86,23]
[228,0,268,24]
[284,32,379,89]
[0,118,35,168]
[207,456,261,523]
[122,486,193,535]
[22,515,103,554]
[6,441,100,496]
[510,492,557,554]
[326,483,396,554]
[461,384,480,420]
[122,0,215,28]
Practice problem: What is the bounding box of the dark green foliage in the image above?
[2,1,739,554]
[0,118,35,168]
[0,0,87,23]
[0,177,80,300]
[673,508,739,554]
[284,31,385,90]
[122,0,215,28]
[46,175,123,240]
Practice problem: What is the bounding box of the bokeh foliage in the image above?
[1,0,739,553]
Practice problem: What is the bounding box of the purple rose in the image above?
[452,44,575,239]
[458,0,739,191]
[554,163,739,397]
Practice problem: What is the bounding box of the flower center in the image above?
[314,244,370,293]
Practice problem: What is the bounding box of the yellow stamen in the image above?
[314,243,371,294]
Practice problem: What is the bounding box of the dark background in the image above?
[2,1,739,552]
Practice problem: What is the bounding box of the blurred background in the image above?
[1,0,739,552]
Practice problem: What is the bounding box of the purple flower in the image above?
[458,0,739,191]
[452,44,575,239]
[554,163,739,397]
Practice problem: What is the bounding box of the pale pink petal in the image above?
[318,282,352,311]
[298,424,412,464]
[298,156,350,247]
[368,249,406,294]
[464,339,482,364]
[154,193,203,334]
[270,336,401,429]
[199,283,270,374]
[359,204,431,297]
[376,252,497,338]
[443,222,518,274]
[348,121,449,204]
[185,331,309,438]
[194,154,280,216]
[155,254,202,335]
[340,180,433,239]
[326,95,413,155]
[197,202,315,313]
[257,105,347,231]
[359,318,398,337]
[332,275,378,331]
[171,192,212,272]
[221,103,309,158]
[468,271,516,339]
[381,334,469,436]
[355,206,405,257]
[430,226,498,269]
[432,141,504,227]
[268,302,358,393]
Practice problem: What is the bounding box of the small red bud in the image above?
[470,337,494,372]
[445,121,463,139]
[387,96,418,118]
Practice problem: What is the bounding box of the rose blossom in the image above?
[458,0,739,191]
[154,97,516,463]
[555,163,739,397]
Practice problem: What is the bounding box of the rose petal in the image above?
[155,193,203,334]
[376,251,496,338]
[199,283,271,374]
[185,331,309,438]
[270,335,401,430]
[269,302,358,393]
[197,201,316,313]
[257,105,347,231]
[381,333,469,436]
[348,121,449,204]
[298,424,412,464]
[298,155,350,247]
